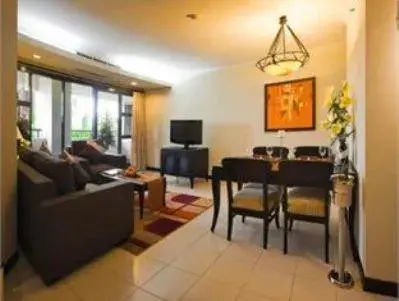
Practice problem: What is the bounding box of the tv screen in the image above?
[170,120,202,147]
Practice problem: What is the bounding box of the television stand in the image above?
[160,146,209,188]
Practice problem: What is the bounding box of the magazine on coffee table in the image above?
[102,168,123,176]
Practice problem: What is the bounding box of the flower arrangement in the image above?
[322,81,354,139]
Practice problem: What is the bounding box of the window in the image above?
[97,91,119,153]
[120,95,133,161]
[65,83,95,145]
[16,64,134,156]
[17,70,31,140]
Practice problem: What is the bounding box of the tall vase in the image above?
[328,135,355,289]
[336,136,349,174]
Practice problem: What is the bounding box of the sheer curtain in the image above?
[132,92,147,169]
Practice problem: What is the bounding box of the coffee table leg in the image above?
[139,190,145,219]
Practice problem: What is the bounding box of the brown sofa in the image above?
[17,159,135,285]
[68,140,129,184]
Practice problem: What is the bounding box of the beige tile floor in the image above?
[4,177,397,301]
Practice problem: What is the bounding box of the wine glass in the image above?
[319,146,328,158]
[266,147,273,158]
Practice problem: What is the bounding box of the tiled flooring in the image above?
[4,178,396,301]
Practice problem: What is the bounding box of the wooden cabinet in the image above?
[160,147,209,188]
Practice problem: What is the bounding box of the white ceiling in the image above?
[18,0,348,84]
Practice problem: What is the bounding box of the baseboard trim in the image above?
[363,277,398,297]
[3,251,19,275]
[146,166,161,172]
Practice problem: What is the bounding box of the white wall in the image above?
[347,0,398,283]
[146,39,346,168]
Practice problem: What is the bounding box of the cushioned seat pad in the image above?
[287,187,326,217]
[233,188,280,211]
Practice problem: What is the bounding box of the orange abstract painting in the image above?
[264,77,316,131]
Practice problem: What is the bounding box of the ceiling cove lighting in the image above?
[18,15,82,53]
[256,16,310,76]
[113,55,184,84]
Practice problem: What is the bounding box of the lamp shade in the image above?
[256,16,309,76]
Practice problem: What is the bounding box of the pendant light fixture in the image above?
[256,16,310,76]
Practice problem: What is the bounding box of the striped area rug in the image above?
[121,192,213,255]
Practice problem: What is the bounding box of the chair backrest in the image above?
[293,146,328,158]
[252,146,289,159]
[222,157,271,183]
[222,157,272,210]
[279,160,333,188]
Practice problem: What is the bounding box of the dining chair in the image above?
[222,157,281,249]
[279,160,333,262]
[293,146,329,158]
[253,146,289,159]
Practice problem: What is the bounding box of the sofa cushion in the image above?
[61,150,91,190]
[32,151,75,195]
[78,144,103,164]
[39,141,52,156]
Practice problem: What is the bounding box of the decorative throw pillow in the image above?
[32,151,76,195]
[39,141,52,156]
[78,144,103,164]
[87,140,106,153]
[18,146,35,166]
[61,150,91,190]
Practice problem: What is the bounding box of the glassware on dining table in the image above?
[319,146,328,158]
[266,147,273,158]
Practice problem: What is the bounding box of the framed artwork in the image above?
[264,77,316,131]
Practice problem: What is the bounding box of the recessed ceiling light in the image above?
[108,87,115,92]
[20,66,27,72]
[186,13,198,20]
[131,81,138,86]
[33,54,41,60]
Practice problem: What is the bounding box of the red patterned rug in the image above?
[121,192,213,255]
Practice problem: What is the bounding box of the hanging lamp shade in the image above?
[256,16,310,76]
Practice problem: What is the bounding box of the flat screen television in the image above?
[170,120,202,149]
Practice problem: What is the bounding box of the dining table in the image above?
[209,156,359,263]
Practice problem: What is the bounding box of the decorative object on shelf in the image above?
[322,81,356,289]
[265,77,315,131]
[276,130,286,157]
[124,166,138,178]
[256,15,310,76]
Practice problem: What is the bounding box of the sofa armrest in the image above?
[100,153,128,168]
[31,181,135,284]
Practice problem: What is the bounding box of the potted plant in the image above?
[98,112,115,150]
[322,81,355,206]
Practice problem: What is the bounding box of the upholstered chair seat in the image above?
[287,187,326,217]
[233,188,280,211]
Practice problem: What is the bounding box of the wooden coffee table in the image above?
[100,169,166,219]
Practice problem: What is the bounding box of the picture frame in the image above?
[264,77,316,132]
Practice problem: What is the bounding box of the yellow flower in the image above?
[331,123,343,137]
[344,114,353,123]
[339,96,353,108]
[341,81,350,96]
[321,119,330,129]
[324,86,335,108]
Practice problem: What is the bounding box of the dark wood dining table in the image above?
[210,158,359,263]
